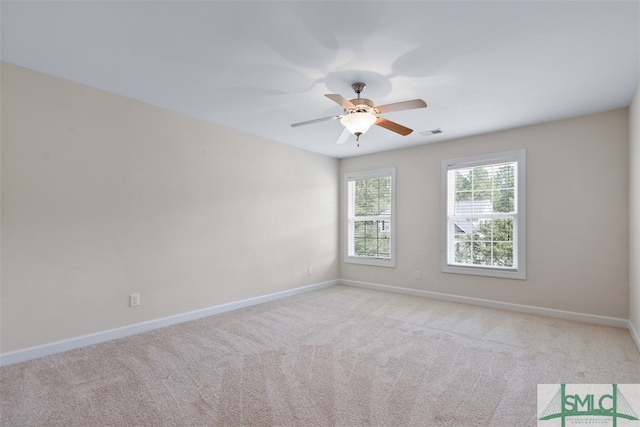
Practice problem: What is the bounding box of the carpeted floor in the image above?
[1,285,639,426]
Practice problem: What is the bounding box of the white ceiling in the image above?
[1,1,638,159]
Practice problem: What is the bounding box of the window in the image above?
[345,168,395,267]
[442,150,526,279]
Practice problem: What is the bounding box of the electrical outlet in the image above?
[414,270,421,279]
[307,267,313,276]
[130,293,140,307]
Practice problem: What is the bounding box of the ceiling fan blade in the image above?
[375,117,413,136]
[325,94,356,109]
[335,127,350,145]
[375,99,427,114]
[291,115,341,127]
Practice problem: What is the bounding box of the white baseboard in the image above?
[0,280,338,367]
[340,279,630,329]
[628,320,640,354]
[4,278,637,366]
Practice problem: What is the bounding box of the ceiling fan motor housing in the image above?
[347,98,374,113]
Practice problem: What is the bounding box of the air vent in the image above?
[420,128,443,136]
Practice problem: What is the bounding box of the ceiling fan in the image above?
[291,82,427,145]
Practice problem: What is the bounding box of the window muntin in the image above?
[442,150,526,279]
[345,168,395,267]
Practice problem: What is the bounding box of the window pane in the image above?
[493,189,514,213]
[377,236,390,258]
[454,219,474,238]
[456,169,472,192]
[492,218,514,241]
[472,240,491,265]
[454,197,473,215]
[451,162,517,216]
[492,242,513,267]
[473,166,493,191]
[353,219,390,259]
[454,241,472,264]
[354,177,391,216]
[472,192,492,214]
[494,164,515,189]
[449,216,515,268]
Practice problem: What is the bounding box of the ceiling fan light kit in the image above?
[340,112,377,139]
[291,81,427,146]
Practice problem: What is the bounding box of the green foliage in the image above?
[353,220,391,258]
[454,218,514,267]
[354,177,391,216]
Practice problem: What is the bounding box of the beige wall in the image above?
[630,83,640,339]
[0,63,339,353]
[341,109,630,319]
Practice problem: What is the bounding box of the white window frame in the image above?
[344,167,396,267]
[441,150,526,279]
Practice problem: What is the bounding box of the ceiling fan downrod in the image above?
[352,82,366,98]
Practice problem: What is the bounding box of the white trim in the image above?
[628,320,640,354]
[441,149,527,280]
[340,279,629,329]
[0,280,338,367]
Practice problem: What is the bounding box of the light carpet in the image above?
[1,285,639,426]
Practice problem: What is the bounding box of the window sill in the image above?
[345,257,396,268]
[442,264,526,280]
